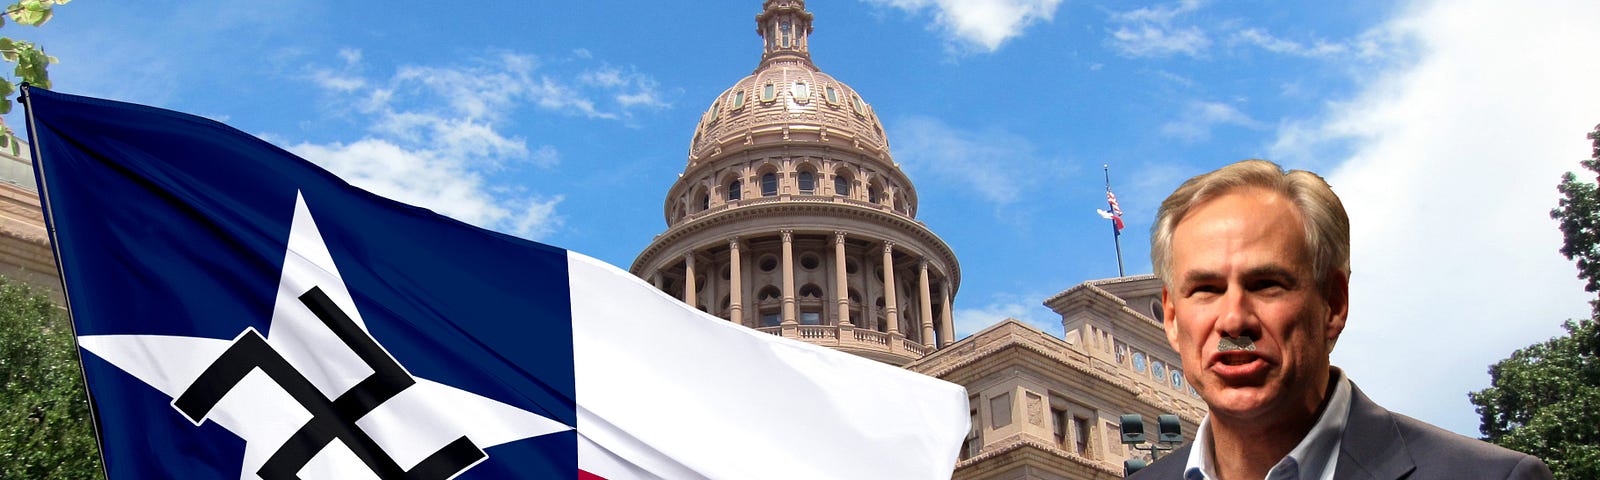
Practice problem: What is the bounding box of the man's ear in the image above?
[1162,285,1181,352]
[1324,270,1349,350]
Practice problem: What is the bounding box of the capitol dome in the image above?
[632,0,959,365]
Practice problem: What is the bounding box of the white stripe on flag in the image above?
[566,252,968,479]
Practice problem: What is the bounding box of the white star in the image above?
[78,192,572,480]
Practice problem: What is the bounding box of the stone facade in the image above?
[0,143,60,303]
[906,275,1206,479]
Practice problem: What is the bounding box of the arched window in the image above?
[758,286,782,301]
[761,172,778,196]
[798,171,815,194]
[799,284,824,298]
[834,175,850,197]
[698,192,709,211]
[727,180,742,201]
[868,184,882,204]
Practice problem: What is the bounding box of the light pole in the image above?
[1119,413,1184,476]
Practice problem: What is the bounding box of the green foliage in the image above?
[1470,124,1600,480]
[0,0,65,144]
[1551,126,1600,293]
[0,278,102,479]
[1470,318,1600,480]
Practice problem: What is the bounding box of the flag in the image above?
[1096,190,1124,233]
[24,87,968,479]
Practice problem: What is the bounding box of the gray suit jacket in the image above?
[1127,382,1553,479]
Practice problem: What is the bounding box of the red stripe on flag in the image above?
[579,469,609,480]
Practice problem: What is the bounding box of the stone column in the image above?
[683,252,697,309]
[728,237,744,326]
[882,241,898,335]
[833,231,851,326]
[781,229,797,326]
[919,260,935,347]
[940,280,955,346]
[652,271,663,290]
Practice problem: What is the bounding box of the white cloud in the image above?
[273,49,682,239]
[954,297,1059,338]
[1272,0,1600,436]
[888,116,1054,205]
[1106,0,1210,58]
[1232,28,1347,58]
[864,0,1064,52]
[1161,100,1266,142]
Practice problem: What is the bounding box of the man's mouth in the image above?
[1217,353,1255,366]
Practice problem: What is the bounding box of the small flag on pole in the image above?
[24,87,968,479]
[1096,190,1125,233]
[1098,164,1126,277]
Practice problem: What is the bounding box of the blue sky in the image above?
[11,0,1600,437]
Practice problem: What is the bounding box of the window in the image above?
[759,256,779,272]
[834,175,851,196]
[798,171,815,194]
[799,254,820,270]
[1051,408,1068,447]
[825,86,840,104]
[762,83,776,102]
[1073,417,1091,456]
[799,284,823,298]
[732,90,746,109]
[852,94,868,115]
[1114,341,1129,366]
[760,312,781,327]
[780,20,792,47]
[961,405,981,460]
[800,311,822,325]
[761,172,778,196]
[868,185,881,204]
[728,180,742,201]
[697,191,709,211]
[1170,369,1185,390]
[792,82,810,102]
[757,286,781,301]
[1132,352,1147,372]
[1152,360,1167,381]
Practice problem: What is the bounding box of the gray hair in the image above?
[1150,159,1350,289]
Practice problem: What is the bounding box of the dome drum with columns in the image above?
[632,0,959,366]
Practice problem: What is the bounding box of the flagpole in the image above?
[1104,164,1124,277]
[20,84,112,480]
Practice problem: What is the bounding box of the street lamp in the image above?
[1120,413,1183,476]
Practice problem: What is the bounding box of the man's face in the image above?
[1162,187,1347,423]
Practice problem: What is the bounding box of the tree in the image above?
[1469,124,1600,480]
[0,278,101,479]
[0,0,69,155]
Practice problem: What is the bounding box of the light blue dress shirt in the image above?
[1183,369,1352,480]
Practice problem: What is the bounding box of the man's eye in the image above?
[1250,280,1287,292]
[1189,285,1222,297]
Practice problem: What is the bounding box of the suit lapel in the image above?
[1334,384,1417,480]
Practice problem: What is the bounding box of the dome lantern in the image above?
[755,0,815,70]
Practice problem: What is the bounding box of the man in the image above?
[1130,160,1551,480]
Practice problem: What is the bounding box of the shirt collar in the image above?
[1183,368,1352,480]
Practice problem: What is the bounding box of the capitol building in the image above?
[629,1,1207,478]
[0,1,1211,478]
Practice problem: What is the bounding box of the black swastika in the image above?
[173,287,486,479]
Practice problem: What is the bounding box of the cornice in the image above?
[952,433,1122,477]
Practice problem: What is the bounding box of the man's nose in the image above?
[1215,286,1259,339]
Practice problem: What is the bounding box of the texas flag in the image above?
[1096,190,1124,234]
[23,87,967,479]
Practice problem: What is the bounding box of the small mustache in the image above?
[1218,336,1256,352]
